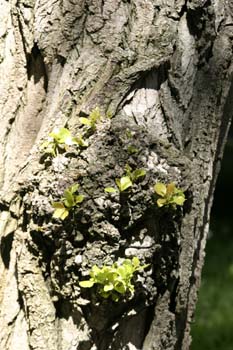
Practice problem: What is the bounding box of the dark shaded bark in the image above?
[0,1,233,349]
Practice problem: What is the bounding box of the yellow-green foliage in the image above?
[124,164,146,183]
[79,257,149,302]
[79,107,102,131]
[52,184,84,220]
[105,165,146,193]
[154,182,185,208]
[40,127,87,156]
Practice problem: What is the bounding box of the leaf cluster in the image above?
[125,164,146,183]
[52,184,84,220]
[79,257,149,302]
[79,107,102,131]
[154,182,185,208]
[105,164,146,193]
[127,145,139,155]
[40,127,87,157]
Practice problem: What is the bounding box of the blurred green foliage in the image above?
[191,219,233,350]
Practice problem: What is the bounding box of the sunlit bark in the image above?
[0,1,233,349]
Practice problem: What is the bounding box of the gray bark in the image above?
[0,1,233,349]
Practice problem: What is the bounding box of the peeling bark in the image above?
[0,1,233,349]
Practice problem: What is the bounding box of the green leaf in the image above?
[116,176,133,192]
[127,145,139,154]
[78,258,147,301]
[125,164,132,175]
[79,117,92,127]
[64,135,75,146]
[132,169,146,181]
[111,293,120,302]
[115,179,121,189]
[74,194,85,204]
[73,135,88,148]
[128,284,135,297]
[132,256,140,268]
[60,210,69,220]
[69,184,79,194]
[40,141,56,156]
[173,195,185,206]
[40,127,83,159]
[50,128,71,143]
[89,107,101,123]
[57,128,71,142]
[100,291,110,299]
[52,202,69,220]
[105,187,118,193]
[70,137,79,146]
[52,202,65,209]
[54,184,84,211]
[103,284,114,292]
[79,280,95,288]
[157,198,167,207]
[154,182,167,197]
[114,282,126,294]
[154,182,185,208]
[117,266,128,279]
[91,265,101,276]
[125,130,133,139]
[63,190,75,208]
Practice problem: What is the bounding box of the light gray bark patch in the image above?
[0,1,47,191]
[121,67,171,142]
[3,42,47,190]
[17,244,58,350]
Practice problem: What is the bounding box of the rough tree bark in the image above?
[0,1,233,349]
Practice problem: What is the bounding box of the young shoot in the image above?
[40,127,87,157]
[79,107,102,131]
[125,164,146,183]
[105,165,146,193]
[52,183,84,220]
[154,182,185,208]
[79,257,149,302]
[127,145,139,155]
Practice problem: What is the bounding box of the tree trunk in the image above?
[0,1,233,349]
